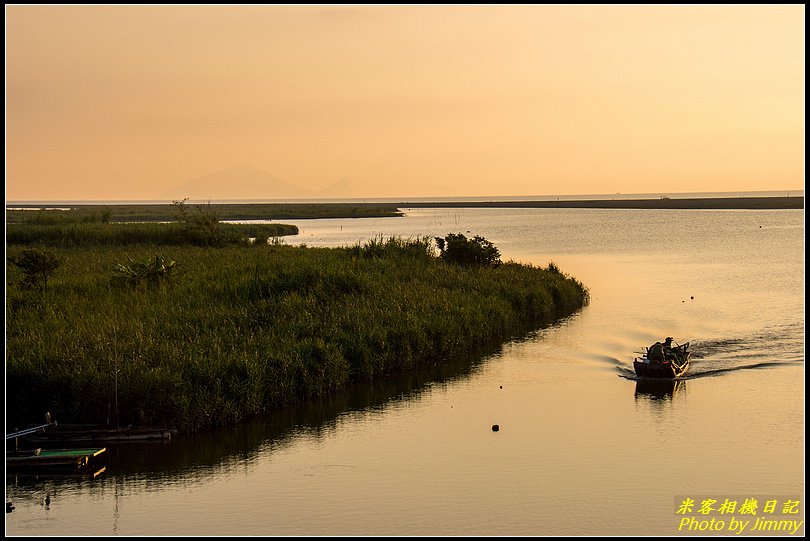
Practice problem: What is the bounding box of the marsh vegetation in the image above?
[6,217,588,433]
[6,201,403,224]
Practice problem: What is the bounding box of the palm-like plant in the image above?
[114,255,177,289]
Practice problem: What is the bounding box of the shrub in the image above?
[435,233,501,267]
[9,248,63,290]
[172,197,222,246]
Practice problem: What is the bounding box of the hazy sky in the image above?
[6,5,805,201]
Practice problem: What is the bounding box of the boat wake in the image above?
[616,325,803,381]
[616,367,639,380]
[683,359,802,379]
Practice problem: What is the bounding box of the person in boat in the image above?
[647,341,665,362]
[663,337,676,360]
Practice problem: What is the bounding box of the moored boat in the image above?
[21,424,177,445]
[6,447,106,474]
[633,340,691,379]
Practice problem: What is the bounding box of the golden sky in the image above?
[5,5,805,201]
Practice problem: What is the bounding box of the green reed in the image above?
[6,222,298,247]
[6,237,589,433]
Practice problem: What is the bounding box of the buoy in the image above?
[499,385,503,389]
[491,424,500,432]
[691,296,694,300]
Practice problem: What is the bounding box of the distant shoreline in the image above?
[6,196,803,217]
[396,196,803,210]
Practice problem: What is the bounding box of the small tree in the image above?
[171,197,221,245]
[435,233,501,267]
[9,248,62,290]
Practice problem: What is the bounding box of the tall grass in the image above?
[6,208,113,225]
[6,237,589,433]
[6,222,298,247]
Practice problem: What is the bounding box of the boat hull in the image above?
[6,448,106,474]
[633,358,690,378]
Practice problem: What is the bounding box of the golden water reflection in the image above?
[634,378,685,401]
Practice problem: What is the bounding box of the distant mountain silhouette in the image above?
[319,177,353,198]
[162,163,352,200]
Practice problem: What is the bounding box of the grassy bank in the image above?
[6,222,299,247]
[6,202,403,224]
[6,237,588,433]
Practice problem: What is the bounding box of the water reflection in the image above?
[634,378,685,400]
[7,301,588,525]
[7,466,108,485]
[8,337,522,494]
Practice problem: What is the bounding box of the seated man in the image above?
[648,341,665,362]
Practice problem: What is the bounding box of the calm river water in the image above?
[6,208,804,536]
